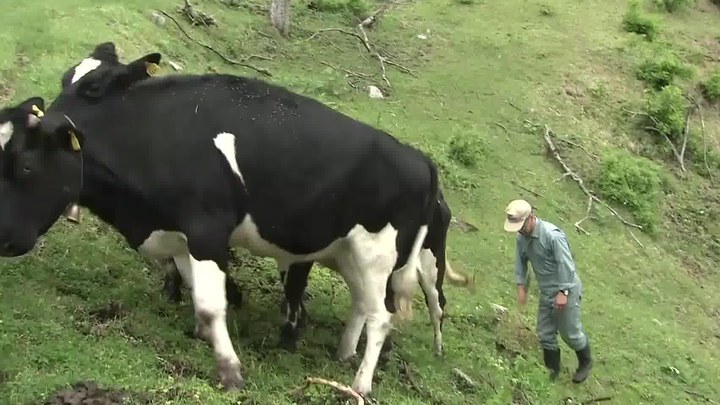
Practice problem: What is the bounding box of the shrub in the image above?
[654,0,695,13]
[644,84,688,141]
[700,70,720,103]
[623,0,661,41]
[597,149,665,233]
[447,135,486,168]
[635,49,693,89]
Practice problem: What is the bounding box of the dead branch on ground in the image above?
[510,179,543,197]
[304,1,416,89]
[684,389,718,404]
[542,125,644,247]
[578,396,613,404]
[556,137,599,162]
[690,101,715,185]
[290,377,365,404]
[160,10,272,77]
[179,0,217,27]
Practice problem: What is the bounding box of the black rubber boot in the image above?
[543,349,561,380]
[572,342,593,383]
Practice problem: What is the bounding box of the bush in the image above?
[623,0,661,40]
[447,135,486,168]
[700,70,720,103]
[644,84,688,141]
[635,48,693,89]
[597,149,665,233]
[654,0,695,13]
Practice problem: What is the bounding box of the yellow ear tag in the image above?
[31,105,45,118]
[145,62,160,76]
[69,130,81,151]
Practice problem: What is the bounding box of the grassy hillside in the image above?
[1,0,719,403]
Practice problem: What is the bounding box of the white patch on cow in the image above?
[417,248,443,354]
[0,121,13,150]
[213,132,246,186]
[138,230,188,258]
[71,58,102,84]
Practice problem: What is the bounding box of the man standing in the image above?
[503,199,593,383]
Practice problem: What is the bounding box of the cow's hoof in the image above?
[218,360,245,391]
[351,380,372,397]
[433,345,444,356]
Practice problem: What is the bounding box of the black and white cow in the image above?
[0,41,444,395]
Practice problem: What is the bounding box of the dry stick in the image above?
[684,389,718,404]
[695,103,715,185]
[159,10,272,77]
[556,137,599,162]
[290,377,365,404]
[320,60,371,79]
[581,396,613,404]
[510,179,543,197]
[542,126,644,247]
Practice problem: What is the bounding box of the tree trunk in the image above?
[270,0,291,37]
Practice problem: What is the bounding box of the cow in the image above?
[62,45,472,355]
[0,41,443,395]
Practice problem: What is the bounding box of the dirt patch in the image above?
[88,302,127,323]
[159,356,209,380]
[40,381,151,405]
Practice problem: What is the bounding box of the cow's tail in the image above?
[445,258,472,287]
[392,161,438,322]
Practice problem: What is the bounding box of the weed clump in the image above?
[597,149,665,233]
[644,84,688,141]
[447,135,486,168]
[623,0,661,40]
[635,48,693,89]
[700,70,720,103]
[654,0,695,13]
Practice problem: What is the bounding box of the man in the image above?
[503,199,593,383]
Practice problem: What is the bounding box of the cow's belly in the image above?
[228,213,341,263]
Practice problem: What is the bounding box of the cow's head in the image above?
[0,97,86,257]
[59,41,162,98]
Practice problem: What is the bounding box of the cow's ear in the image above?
[91,42,120,63]
[39,114,85,152]
[12,97,45,115]
[124,52,163,83]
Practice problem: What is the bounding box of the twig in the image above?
[556,137,599,162]
[290,377,365,404]
[320,61,371,79]
[159,10,272,77]
[494,122,508,132]
[694,103,715,185]
[684,389,718,404]
[542,126,644,247]
[510,180,543,197]
[581,396,613,404]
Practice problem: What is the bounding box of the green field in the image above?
[1,0,719,403]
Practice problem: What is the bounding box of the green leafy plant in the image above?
[635,49,693,89]
[597,149,665,233]
[644,84,688,141]
[623,0,661,41]
[700,70,720,103]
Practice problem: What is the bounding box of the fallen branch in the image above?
[542,125,644,247]
[159,10,272,77]
[320,60,371,79]
[556,137,599,162]
[290,377,365,404]
[684,389,718,404]
[694,102,715,185]
[180,0,217,27]
[510,179,543,197]
[580,396,613,404]
[304,16,416,89]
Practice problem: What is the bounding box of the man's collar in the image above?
[529,219,541,238]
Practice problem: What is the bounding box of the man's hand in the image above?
[517,284,527,307]
[554,291,567,310]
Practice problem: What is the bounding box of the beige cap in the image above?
[504,199,532,232]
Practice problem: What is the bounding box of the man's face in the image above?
[518,215,535,236]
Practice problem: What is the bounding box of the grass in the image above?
[1,0,720,403]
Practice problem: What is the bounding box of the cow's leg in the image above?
[163,255,243,309]
[174,246,244,390]
[279,261,313,351]
[418,248,444,355]
[336,270,368,361]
